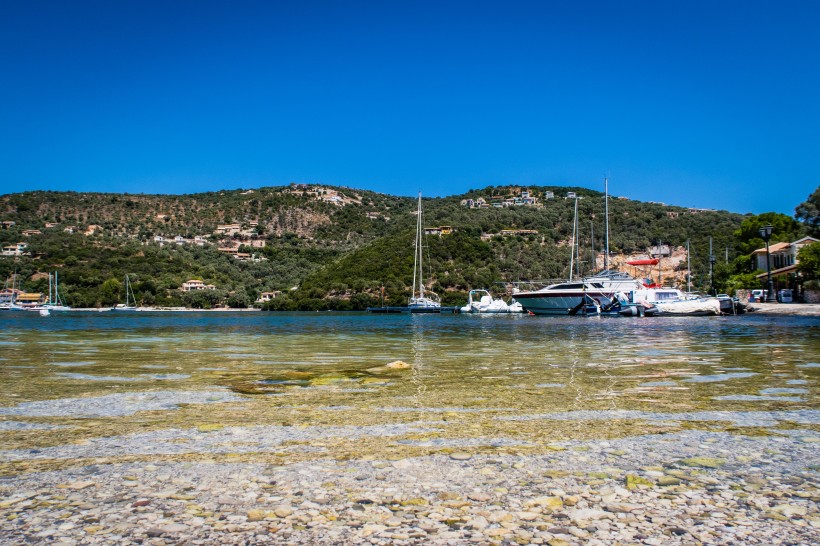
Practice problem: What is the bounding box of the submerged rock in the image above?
[678,457,726,469]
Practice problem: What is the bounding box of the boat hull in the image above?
[514,290,618,316]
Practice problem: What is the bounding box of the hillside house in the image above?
[256,291,281,303]
[1,221,16,229]
[181,280,216,292]
[500,229,539,237]
[22,229,42,236]
[424,226,454,236]
[648,244,672,257]
[214,224,242,236]
[1,242,29,257]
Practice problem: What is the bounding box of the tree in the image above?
[794,186,820,236]
[797,242,820,280]
[733,212,805,255]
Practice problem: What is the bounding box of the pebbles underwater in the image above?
[1,430,818,545]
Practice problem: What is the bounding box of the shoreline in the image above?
[34,303,820,316]
[747,302,820,316]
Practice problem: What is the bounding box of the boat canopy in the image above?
[627,259,659,266]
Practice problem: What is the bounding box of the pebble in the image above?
[1,430,817,545]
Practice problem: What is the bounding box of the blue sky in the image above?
[1,0,817,215]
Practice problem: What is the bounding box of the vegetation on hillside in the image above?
[3,183,814,309]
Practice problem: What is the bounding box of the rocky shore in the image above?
[2,427,818,545]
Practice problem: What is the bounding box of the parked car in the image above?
[751,289,766,302]
[778,288,793,303]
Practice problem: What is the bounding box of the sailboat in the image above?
[112,274,138,311]
[407,193,441,313]
[28,271,71,312]
[0,272,23,310]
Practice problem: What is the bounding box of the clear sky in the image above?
[1,0,817,215]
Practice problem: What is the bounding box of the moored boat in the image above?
[111,274,137,311]
[460,289,524,314]
[407,193,442,313]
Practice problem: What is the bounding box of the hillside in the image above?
[0,184,746,309]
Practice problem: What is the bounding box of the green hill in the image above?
[0,184,748,309]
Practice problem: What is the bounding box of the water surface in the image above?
[1,311,818,462]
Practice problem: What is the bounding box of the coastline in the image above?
[54,303,820,316]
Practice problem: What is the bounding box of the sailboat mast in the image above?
[590,221,595,272]
[414,193,424,299]
[687,240,691,293]
[604,177,610,270]
[569,196,578,281]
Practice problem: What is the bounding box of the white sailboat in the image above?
[408,193,441,312]
[112,274,137,311]
[28,271,71,312]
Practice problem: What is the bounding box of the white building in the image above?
[753,236,817,273]
[1,242,28,257]
[181,280,216,292]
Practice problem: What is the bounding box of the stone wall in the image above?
[804,290,820,303]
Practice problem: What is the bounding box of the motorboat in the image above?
[460,289,524,313]
[513,270,723,317]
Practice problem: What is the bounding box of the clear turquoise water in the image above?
[1,311,818,455]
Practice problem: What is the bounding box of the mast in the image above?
[590,221,595,272]
[604,177,610,270]
[569,195,578,281]
[54,271,62,306]
[412,193,424,300]
[686,240,691,293]
[658,241,662,285]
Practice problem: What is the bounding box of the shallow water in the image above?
[1,311,818,463]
